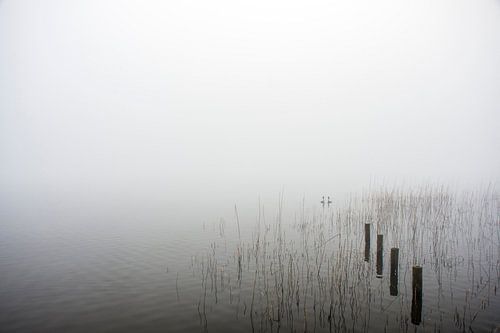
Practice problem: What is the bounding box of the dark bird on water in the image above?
[321,196,325,206]
[328,196,332,206]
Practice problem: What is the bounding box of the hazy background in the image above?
[1,0,499,206]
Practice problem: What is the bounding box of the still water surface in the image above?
[0,189,498,332]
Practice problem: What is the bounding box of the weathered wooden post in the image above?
[376,234,383,277]
[364,223,370,262]
[411,265,423,325]
[390,248,399,296]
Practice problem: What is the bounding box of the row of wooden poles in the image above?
[364,223,423,325]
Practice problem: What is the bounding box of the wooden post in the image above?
[364,240,370,262]
[364,224,370,262]
[411,266,423,325]
[390,248,399,296]
[376,234,383,277]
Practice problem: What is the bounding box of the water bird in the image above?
[321,196,325,206]
[328,196,332,206]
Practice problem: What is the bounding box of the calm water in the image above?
[0,189,499,332]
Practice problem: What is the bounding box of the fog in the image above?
[1,0,499,204]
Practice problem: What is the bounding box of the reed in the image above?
[189,185,499,332]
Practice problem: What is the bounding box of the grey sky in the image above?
[1,0,499,199]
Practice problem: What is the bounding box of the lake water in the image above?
[0,187,499,332]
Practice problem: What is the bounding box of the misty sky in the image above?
[1,0,499,199]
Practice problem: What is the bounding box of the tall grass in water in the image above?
[191,186,499,332]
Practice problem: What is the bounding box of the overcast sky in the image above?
[1,0,499,200]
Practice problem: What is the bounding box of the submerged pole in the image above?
[411,266,423,325]
[376,234,383,277]
[390,248,399,296]
[364,224,370,262]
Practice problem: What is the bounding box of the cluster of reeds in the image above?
[190,185,499,332]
